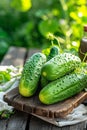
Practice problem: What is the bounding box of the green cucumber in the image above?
[47,46,59,61]
[41,46,59,88]
[39,71,87,104]
[19,52,46,97]
[41,53,81,81]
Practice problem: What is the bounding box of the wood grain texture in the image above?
[4,87,87,118]
[1,46,26,66]
[0,47,29,130]
[29,116,86,130]
[0,120,8,130]
[6,111,28,130]
[0,111,29,130]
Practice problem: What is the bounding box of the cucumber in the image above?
[40,76,49,88]
[41,46,59,88]
[19,52,46,97]
[47,46,59,61]
[39,71,87,104]
[41,53,81,81]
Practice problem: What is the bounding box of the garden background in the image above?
[0,0,87,61]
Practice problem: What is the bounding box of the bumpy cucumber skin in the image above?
[41,53,81,81]
[41,46,59,88]
[39,72,87,104]
[19,53,46,97]
[47,46,59,61]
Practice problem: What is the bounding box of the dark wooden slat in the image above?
[4,88,87,118]
[29,116,86,130]
[6,111,28,130]
[0,120,8,130]
[1,46,26,66]
[0,47,29,130]
[29,116,55,130]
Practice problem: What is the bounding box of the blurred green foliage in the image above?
[0,0,87,60]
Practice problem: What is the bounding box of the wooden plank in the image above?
[0,120,8,130]
[4,87,87,118]
[6,111,29,130]
[0,111,29,130]
[0,47,29,130]
[29,116,86,130]
[1,46,26,66]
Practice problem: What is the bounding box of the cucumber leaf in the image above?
[0,71,11,83]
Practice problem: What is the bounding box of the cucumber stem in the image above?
[51,40,54,46]
[79,49,87,62]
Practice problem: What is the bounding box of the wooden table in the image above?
[0,46,87,130]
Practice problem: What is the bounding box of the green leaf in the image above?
[38,19,59,37]
[0,71,11,83]
[0,110,15,119]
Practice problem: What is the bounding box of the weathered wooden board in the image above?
[29,116,86,130]
[2,111,29,130]
[4,87,87,118]
[1,46,27,66]
[0,47,29,130]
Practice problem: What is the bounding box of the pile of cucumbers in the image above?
[19,46,87,105]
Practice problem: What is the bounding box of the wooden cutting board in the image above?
[4,87,87,118]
